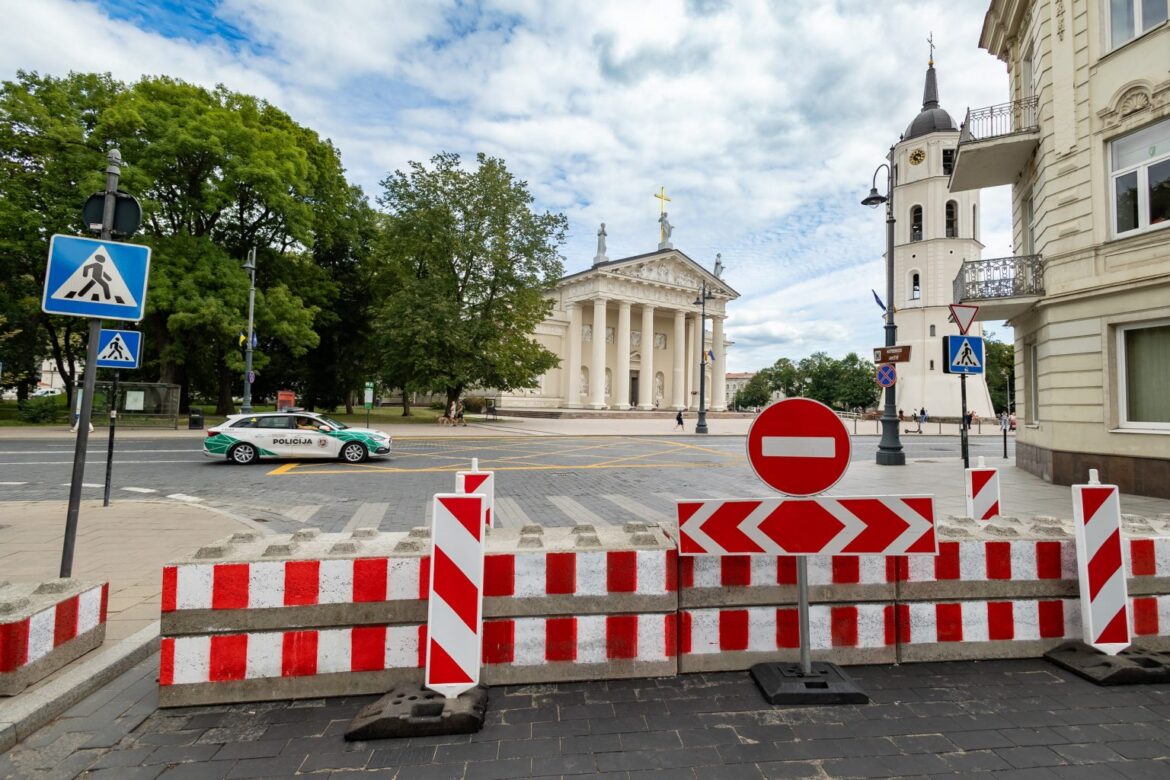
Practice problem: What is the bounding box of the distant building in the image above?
[952,0,1170,496]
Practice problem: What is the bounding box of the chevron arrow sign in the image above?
[677,496,938,556]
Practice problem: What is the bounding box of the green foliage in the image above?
[732,373,772,408]
[17,396,60,423]
[461,395,486,413]
[755,352,880,410]
[983,331,1015,414]
[374,152,567,406]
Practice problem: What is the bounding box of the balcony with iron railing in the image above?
[953,254,1045,321]
[949,96,1040,192]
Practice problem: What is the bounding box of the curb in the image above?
[0,621,160,752]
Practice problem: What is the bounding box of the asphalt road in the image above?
[0,434,1013,534]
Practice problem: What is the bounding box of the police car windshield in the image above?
[316,415,348,430]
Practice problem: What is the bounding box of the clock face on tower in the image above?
[909,148,926,165]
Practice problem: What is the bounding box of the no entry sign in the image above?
[746,399,851,496]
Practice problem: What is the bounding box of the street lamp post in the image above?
[862,146,905,466]
[693,281,715,435]
[1003,368,1011,460]
[241,248,256,413]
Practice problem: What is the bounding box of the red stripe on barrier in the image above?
[607,615,638,659]
[988,601,1014,640]
[439,496,484,540]
[1133,598,1159,635]
[1096,608,1130,645]
[665,612,677,658]
[417,625,427,668]
[679,611,692,655]
[159,637,174,686]
[1080,487,1114,527]
[432,548,479,632]
[719,610,748,651]
[54,595,79,646]
[936,603,963,642]
[0,620,30,673]
[482,620,514,664]
[351,626,387,672]
[1036,542,1063,579]
[161,566,177,613]
[721,557,750,587]
[546,617,577,662]
[209,634,247,682]
[883,604,910,645]
[832,557,860,584]
[986,542,1012,580]
[987,501,1000,518]
[353,559,388,603]
[1130,540,1156,576]
[284,561,320,607]
[607,551,638,593]
[679,556,694,589]
[831,606,858,647]
[484,555,515,597]
[546,552,576,595]
[100,583,109,622]
[212,564,249,610]
[665,549,678,592]
[886,556,908,583]
[1038,601,1065,638]
[777,558,796,585]
[282,631,318,677]
[935,542,960,580]
[428,638,472,683]
[971,470,995,496]
[778,608,799,648]
[1087,530,1123,601]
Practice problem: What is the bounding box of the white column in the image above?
[712,316,727,411]
[637,305,655,410]
[588,298,607,409]
[615,301,631,410]
[565,303,582,408]
[672,310,686,409]
[685,316,696,410]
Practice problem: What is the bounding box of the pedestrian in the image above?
[675,409,684,431]
[898,409,904,422]
[916,408,925,433]
[964,411,973,430]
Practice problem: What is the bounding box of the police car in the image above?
[203,411,392,464]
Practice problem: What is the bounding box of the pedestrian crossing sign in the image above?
[943,335,985,375]
[95,329,142,369]
[42,234,151,321]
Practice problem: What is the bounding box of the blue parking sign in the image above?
[95,329,142,369]
[42,234,151,322]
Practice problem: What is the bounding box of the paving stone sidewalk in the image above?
[3,652,1169,779]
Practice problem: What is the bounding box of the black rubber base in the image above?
[750,662,869,705]
[345,685,488,741]
[1045,641,1170,686]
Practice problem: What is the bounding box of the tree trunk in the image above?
[44,317,77,408]
[400,388,412,416]
[345,390,354,415]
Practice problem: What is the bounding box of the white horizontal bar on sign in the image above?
[761,436,835,458]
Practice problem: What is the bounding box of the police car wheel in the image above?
[340,442,368,463]
[229,443,258,465]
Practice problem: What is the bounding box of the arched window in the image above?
[910,206,923,242]
[972,204,978,241]
[910,272,921,300]
[929,324,936,336]
[946,201,959,238]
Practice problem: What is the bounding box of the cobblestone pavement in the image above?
[2,653,1169,779]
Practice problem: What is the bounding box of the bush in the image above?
[461,395,486,413]
[18,396,61,423]
[429,401,447,411]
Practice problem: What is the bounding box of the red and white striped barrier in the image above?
[425,493,486,698]
[965,457,1001,522]
[1,582,108,694]
[1072,472,1131,655]
[456,460,495,528]
[485,549,677,599]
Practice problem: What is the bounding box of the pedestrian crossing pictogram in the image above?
[95,329,142,369]
[42,234,151,322]
[953,338,981,368]
[51,246,137,306]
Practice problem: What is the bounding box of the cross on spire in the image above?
[654,186,671,214]
[927,32,935,66]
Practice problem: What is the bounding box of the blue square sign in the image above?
[944,335,985,375]
[95,329,142,369]
[42,235,151,322]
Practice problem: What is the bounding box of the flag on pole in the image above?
[871,289,886,311]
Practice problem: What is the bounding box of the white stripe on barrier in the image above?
[249,562,284,609]
[318,560,352,605]
[26,608,55,663]
[78,587,103,633]
[246,632,282,680]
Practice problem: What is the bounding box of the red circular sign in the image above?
[746,398,851,496]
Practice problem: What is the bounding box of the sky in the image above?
[2,0,1015,372]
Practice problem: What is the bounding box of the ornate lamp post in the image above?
[693,281,715,434]
[862,146,905,466]
[241,248,257,413]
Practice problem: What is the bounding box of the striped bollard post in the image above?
[457,458,495,528]
[1071,469,1131,655]
[426,493,486,698]
[965,456,1001,522]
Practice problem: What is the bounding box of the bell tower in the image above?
[891,58,995,420]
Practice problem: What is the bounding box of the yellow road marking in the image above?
[270,461,737,476]
[266,462,300,476]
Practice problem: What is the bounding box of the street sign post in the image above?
[943,335,985,468]
[364,381,374,426]
[872,345,912,363]
[95,329,141,369]
[876,363,897,388]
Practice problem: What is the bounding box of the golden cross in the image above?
[654,186,671,215]
[927,32,935,66]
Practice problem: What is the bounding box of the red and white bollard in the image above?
[965,456,1001,522]
[1071,469,1131,655]
[456,458,495,528]
[425,493,487,698]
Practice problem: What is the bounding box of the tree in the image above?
[983,330,1015,414]
[732,373,772,409]
[837,352,881,410]
[375,153,567,409]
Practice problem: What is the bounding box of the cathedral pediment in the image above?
[558,249,738,300]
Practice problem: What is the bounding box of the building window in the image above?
[1111,117,1170,236]
[910,206,923,242]
[929,360,934,371]
[1118,321,1170,428]
[910,272,921,300]
[929,324,936,337]
[1025,342,1039,424]
[1109,0,1168,49]
[942,148,955,175]
[945,200,959,238]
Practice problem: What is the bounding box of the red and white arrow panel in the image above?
[1072,479,1131,655]
[677,496,937,556]
[965,466,1001,522]
[425,493,486,698]
[456,469,495,528]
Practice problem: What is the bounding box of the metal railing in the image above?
[959,96,1039,143]
[953,254,1045,303]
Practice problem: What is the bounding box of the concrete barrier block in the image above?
[0,580,108,696]
[679,556,896,609]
